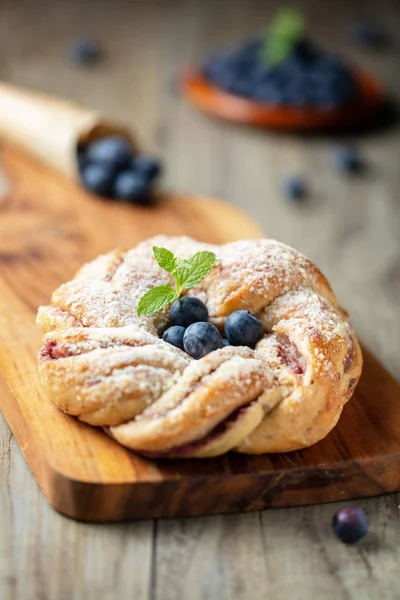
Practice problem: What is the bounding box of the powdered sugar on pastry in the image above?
[37,236,362,457]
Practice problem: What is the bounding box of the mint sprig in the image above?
[261,9,305,66]
[137,246,216,316]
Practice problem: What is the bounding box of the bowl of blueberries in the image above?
[78,135,162,205]
[181,9,383,130]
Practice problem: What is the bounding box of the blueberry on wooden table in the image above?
[282,176,307,201]
[350,21,389,48]
[183,322,223,359]
[170,297,208,328]
[162,326,186,351]
[68,39,103,66]
[224,310,263,348]
[132,156,162,181]
[113,171,151,204]
[332,507,368,544]
[81,163,115,197]
[333,146,363,173]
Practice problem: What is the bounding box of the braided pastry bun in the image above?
[37,236,362,457]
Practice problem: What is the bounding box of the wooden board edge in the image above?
[3,353,400,522]
[45,453,400,522]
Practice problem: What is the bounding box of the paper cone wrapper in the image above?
[0,82,135,181]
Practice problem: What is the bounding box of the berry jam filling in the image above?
[343,340,354,373]
[275,335,305,375]
[39,340,73,362]
[135,404,252,458]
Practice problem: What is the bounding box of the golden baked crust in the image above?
[37,236,362,457]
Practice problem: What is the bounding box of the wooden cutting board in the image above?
[0,146,400,522]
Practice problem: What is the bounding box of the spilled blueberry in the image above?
[282,176,307,201]
[68,39,102,66]
[86,136,133,170]
[81,163,115,197]
[225,310,263,348]
[132,156,162,182]
[113,171,150,204]
[162,326,186,351]
[170,297,209,328]
[332,507,368,544]
[350,21,389,48]
[333,146,363,173]
[183,322,223,359]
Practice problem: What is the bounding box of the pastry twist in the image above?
[37,236,362,457]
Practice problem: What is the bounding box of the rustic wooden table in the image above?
[1,1,399,598]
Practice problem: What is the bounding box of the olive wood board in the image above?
[0,146,399,522]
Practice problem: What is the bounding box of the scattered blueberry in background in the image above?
[183,322,223,359]
[81,163,115,197]
[282,175,308,201]
[333,146,363,173]
[68,39,103,66]
[225,310,263,347]
[162,325,186,351]
[86,136,132,170]
[222,338,230,347]
[132,156,162,181]
[77,135,162,204]
[332,507,369,544]
[113,171,150,204]
[350,21,389,48]
[170,297,209,328]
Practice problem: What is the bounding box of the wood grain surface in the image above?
[1,0,400,598]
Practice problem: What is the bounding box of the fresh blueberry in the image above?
[333,147,363,173]
[282,176,307,201]
[68,39,102,66]
[183,322,223,359]
[113,171,151,204]
[224,310,263,348]
[86,136,133,170]
[81,163,115,197]
[170,297,208,328]
[162,326,186,351]
[350,21,389,48]
[332,507,368,544]
[222,338,230,347]
[203,35,358,109]
[132,156,162,181]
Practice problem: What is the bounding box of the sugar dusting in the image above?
[37,236,361,454]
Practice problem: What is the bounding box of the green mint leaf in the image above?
[137,285,179,316]
[153,246,179,274]
[261,9,305,66]
[183,251,216,289]
[173,259,191,293]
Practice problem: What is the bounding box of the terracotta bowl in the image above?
[181,67,384,131]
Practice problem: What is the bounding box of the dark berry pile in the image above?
[162,297,263,359]
[78,135,162,205]
[203,37,359,109]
